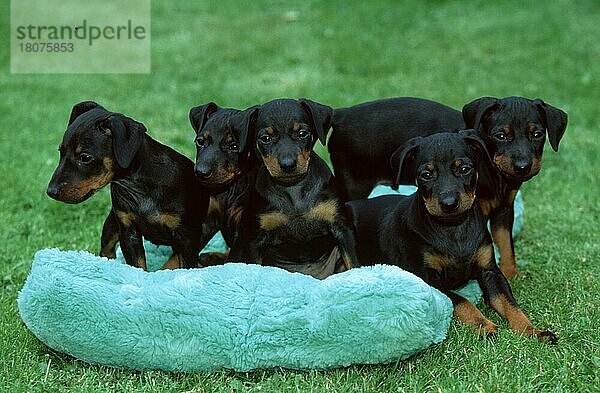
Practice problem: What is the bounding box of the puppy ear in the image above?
[68,101,103,126]
[458,129,492,162]
[460,129,498,185]
[390,137,422,189]
[460,128,493,166]
[533,98,568,152]
[102,114,146,168]
[230,105,260,153]
[299,98,333,145]
[189,102,219,133]
[462,97,500,131]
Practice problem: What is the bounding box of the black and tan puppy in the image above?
[227,98,357,279]
[188,103,259,253]
[462,97,567,278]
[329,96,568,278]
[347,132,556,343]
[47,101,209,270]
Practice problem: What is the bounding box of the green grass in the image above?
[1,0,599,391]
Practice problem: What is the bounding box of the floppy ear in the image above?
[459,129,492,163]
[462,97,500,131]
[189,102,219,133]
[68,101,103,126]
[299,98,333,145]
[230,105,260,153]
[460,129,495,178]
[533,98,568,152]
[389,137,422,189]
[101,114,146,168]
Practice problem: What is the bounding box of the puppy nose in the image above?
[513,160,532,176]
[194,166,212,179]
[279,157,297,173]
[47,185,59,199]
[440,194,460,213]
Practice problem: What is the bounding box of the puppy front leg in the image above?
[226,228,265,265]
[445,291,498,338]
[330,217,359,271]
[119,225,146,270]
[173,235,202,269]
[100,210,119,259]
[478,253,557,343]
[490,203,518,278]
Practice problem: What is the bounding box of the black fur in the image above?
[189,104,260,253]
[227,98,357,279]
[328,95,568,278]
[462,96,568,278]
[48,101,208,270]
[347,132,556,343]
[328,97,465,200]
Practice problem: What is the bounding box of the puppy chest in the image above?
[115,208,184,245]
[258,200,338,242]
[423,244,492,289]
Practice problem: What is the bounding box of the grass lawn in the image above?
[1,0,599,391]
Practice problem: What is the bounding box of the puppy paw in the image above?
[500,264,519,279]
[475,321,499,339]
[537,329,558,344]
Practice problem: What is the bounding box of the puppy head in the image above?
[253,98,332,184]
[463,96,567,182]
[47,101,146,204]
[391,132,487,219]
[190,103,258,186]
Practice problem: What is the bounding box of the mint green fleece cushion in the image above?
[18,248,452,372]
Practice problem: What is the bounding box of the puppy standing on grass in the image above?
[47,101,209,270]
[462,97,567,278]
[330,96,568,278]
[347,132,557,342]
[226,98,358,279]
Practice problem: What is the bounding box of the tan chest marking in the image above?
[149,213,181,229]
[259,212,289,231]
[207,196,221,217]
[479,196,500,217]
[229,205,244,224]
[424,253,449,272]
[472,244,493,269]
[305,199,338,223]
[116,211,137,228]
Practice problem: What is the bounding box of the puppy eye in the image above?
[532,130,545,139]
[259,134,272,144]
[298,130,310,139]
[493,132,507,141]
[229,143,239,152]
[195,138,207,149]
[79,153,93,163]
[420,171,433,181]
[458,165,472,175]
